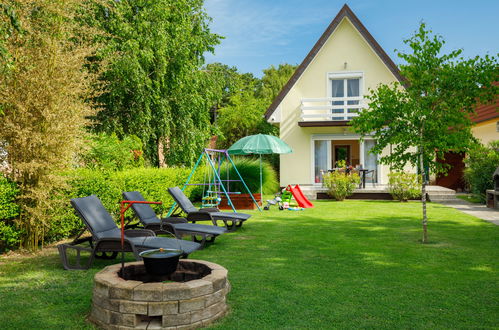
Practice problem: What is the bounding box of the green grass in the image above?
[456,193,483,204]
[1,200,498,329]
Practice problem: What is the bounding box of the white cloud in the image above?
[204,0,334,59]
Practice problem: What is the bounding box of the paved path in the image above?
[438,199,499,225]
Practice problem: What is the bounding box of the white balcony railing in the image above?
[300,97,365,121]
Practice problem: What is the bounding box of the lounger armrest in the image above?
[186,211,216,225]
[93,237,135,253]
[125,229,156,237]
[161,217,188,224]
[199,207,220,213]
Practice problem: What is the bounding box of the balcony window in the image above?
[331,77,361,120]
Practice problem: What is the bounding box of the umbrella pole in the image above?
[260,154,263,206]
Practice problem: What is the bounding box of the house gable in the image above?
[265,4,403,121]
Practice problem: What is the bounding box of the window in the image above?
[329,74,362,120]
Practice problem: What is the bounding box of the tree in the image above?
[216,63,296,147]
[257,63,297,101]
[91,0,221,167]
[0,0,101,250]
[352,23,498,243]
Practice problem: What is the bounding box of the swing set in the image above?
[167,149,261,215]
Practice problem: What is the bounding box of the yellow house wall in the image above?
[472,119,499,145]
[279,17,402,186]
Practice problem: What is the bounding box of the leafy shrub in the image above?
[79,133,145,171]
[323,171,360,201]
[388,172,420,202]
[218,157,279,194]
[45,167,202,245]
[0,175,21,251]
[464,141,499,202]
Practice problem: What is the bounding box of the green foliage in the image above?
[216,92,270,147]
[0,175,21,251]
[216,63,296,148]
[256,63,296,101]
[79,133,145,171]
[0,1,22,77]
[91,0,221,166]
[388,172,420,202]
[0,174,19,220]
[215,157,279,194]
[335,160,347,168]
[56,167,201,236]
[464,141,499,202]
[0,0,101,250]
[323,172,360,201]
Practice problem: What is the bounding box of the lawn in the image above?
[0,200,498,329]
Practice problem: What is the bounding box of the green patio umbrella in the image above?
[227,134,292,202]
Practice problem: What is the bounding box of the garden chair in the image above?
[364,169,377,187]
[122,191,227,247]
[168,187,251,231]
[57,195,201,270]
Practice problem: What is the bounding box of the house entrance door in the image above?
[334,145,351,166]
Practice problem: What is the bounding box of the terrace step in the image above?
[427,189,457,202]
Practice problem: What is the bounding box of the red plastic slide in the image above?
[287,184,314,208]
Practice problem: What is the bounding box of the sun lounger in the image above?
[57,195,201,270]
[122,191,227,247]
[168,187,251,231]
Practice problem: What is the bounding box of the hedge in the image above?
[0,161,278,251]
[0,175,21,251]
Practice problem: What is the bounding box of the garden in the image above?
[1,1,498,329]
[1,200,498,328]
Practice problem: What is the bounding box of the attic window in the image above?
[329,72,363,120]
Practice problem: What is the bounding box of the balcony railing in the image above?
[300,97,365,121]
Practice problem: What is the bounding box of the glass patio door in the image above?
[363,140,378,183]
[314,140,328,183]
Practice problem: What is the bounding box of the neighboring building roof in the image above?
[473,100,499,123]
[472,83,499,123]
[264,4,404,120]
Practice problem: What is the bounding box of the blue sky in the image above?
[204,0,499,77]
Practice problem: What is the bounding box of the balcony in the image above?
[299,97,365,127]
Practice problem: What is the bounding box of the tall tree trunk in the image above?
[157,138,166,168]
[420,151,428,243]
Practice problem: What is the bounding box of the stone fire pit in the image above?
[90,259,230,329]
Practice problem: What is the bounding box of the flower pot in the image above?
[219,193,261,210]
[139,248,182,276]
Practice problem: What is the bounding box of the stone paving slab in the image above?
[438,199,499,225]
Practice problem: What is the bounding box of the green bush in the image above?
[464,141,499,203]
[388,172,420,202]
[0,175,21,251]
[45,167,202,245]
[218,157,279,194]
[323,171,360,201]
[78,133,145,171]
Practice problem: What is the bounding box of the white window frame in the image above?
[326,71,364,121]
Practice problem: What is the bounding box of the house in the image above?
[265,4,405,189]
[435,98,499,190]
